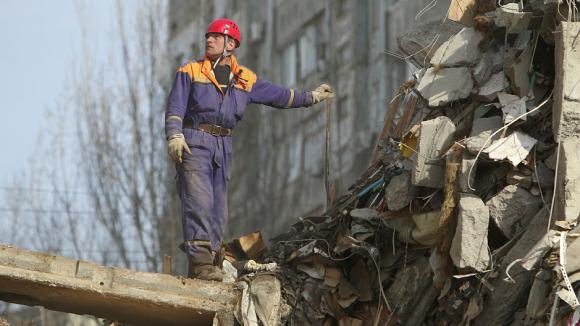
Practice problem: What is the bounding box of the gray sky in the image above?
[0,0,114,184]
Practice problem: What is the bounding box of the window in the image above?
[299,25,317,78]
[281,43,297,86]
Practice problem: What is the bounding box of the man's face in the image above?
[205,32,235,59]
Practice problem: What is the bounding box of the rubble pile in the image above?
[226,1,580,325]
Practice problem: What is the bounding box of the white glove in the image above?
[167,133,191,163]
[311,83,334,104]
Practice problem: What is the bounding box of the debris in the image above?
[486,185,542,238]
[229,231,267,260]
[323,267,341,288]
[474,207,550,325]
[397,20,463,66]
[250,275,282,326]
[465,116,503,155]
[498,92,527,124]
[448,0,481,26]
[416,67,474,106]
[476,72,508,102]
[430,27,484,66]
[450,194,490,272]
[525,269,552,322]
[244,260,277,273]
[385,171,415,211]
[238,281,259,326]
[412,116,456,188]
[473,46,505,85]
[483,131,538,166]
[553,22,580,142]
[458,152,477,193]
[495,3,542,33]
[507,44,533,97]
[553,140,580,223]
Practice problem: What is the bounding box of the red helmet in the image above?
[206,18,241,48]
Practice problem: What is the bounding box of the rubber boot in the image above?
[187,245,225,281]
[188,262,225,281]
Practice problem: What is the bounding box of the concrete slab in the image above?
[473,47,505,86]
[397,20,463,65]
[554,139,580,224]
[486,185,543,238]
[0,245,240,326]
[450,193,490,272]
[417,67,473,107]
[430,27,483,66]
[385,171,415,211]
[465,116,503,155]
[553,22,580,142]
[412,116,456,188]
[474,208,550,326]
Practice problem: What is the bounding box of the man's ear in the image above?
[226,39,236,51]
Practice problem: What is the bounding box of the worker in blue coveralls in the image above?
[165,18,334,281]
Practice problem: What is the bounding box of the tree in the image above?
[1,0,184,274]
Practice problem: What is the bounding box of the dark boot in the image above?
[186,244,225,281]
[188,263,225,281]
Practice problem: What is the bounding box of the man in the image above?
[165,18,333,281]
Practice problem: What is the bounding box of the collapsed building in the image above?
[223,1,580,325]
[1,0,580,325]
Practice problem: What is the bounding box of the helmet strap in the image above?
[212,34,231,70]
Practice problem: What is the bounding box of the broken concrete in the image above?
[458,152,477,193]
[412,116,456,188]
[553,22,580,142]
[430,27,484,66]
[386,257,434,323]
[473,47,505,86]
[0,245,239,326]
[486,185,543,238]
[484,131,537,166]
[397,20,463,66]
[507,44,533,97]
[498,92,527,124]
[465,116,503,155]
[450,193,490,272]
[495,4,541,33]
[555,139,580,224]
[416,67,473,107]
[473,208,550,326]
[525,269,552,323]
[507,169,533,188]
[476,72,508,102]
[385,171,415,211]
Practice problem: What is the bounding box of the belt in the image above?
[183,121,232,137]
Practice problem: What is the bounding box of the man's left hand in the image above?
[311,83,334,104]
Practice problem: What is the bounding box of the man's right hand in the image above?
[167,133,191,163]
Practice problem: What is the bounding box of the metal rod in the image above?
[325,97,333,210]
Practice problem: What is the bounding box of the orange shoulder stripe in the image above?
[177,61,211,84]
[234,65,257,92]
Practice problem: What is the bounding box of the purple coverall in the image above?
[165,55,313,261]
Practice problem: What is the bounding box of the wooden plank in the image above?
[163,255,171,275]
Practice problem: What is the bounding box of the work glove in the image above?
[311,83,334,104]
[167,133,191,163]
